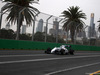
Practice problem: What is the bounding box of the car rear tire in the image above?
[54,50,59,54]
[60,49,65,55]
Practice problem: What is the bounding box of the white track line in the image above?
[0,54,48,57]
[76,53,100,54]
[0,55,100,65]
[45,62,100,75]
[0,53,100,57]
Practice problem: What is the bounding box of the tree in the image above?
[1,0,39,40]
[61,6,86,43]
[0,29,15,39]
[34,32,45,42]
[19,34,31,40]
[47,35,56,43]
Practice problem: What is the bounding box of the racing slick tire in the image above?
[60,49,65,55]
[54,50,60,54]
[69,49,74,55]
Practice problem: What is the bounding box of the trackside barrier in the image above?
[0,39,100,51]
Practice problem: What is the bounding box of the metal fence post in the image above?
[0,7,4,29]
[32,12,40,41]
[45,15,52,42]
[0,12,2,29]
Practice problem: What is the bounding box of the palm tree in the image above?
[61,6,86,43]
[1,0,39,40]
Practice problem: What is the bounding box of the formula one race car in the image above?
[45,45,74,55]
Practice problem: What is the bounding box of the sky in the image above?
[33,0,100,26]
[0,0,100,33]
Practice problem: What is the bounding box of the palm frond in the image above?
[1,0,39,26]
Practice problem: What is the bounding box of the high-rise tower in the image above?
[36,19,43,32]
[89,13,95,37]
[53,18,59,30]
[90,13,94,29]
[21,25,27,34]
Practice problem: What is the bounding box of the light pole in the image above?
[45,15,52,42]
[16,8,26,40]
[0,12,2,29]
[32,12,40,41]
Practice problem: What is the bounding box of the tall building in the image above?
[49,18,59,36]
[90,13,94,28]
[88,13,95,38]
[21,25,27,34]
[49,18,67,40]
[36,19,43,32]
[53,18,59,30]
[49,28,67,39]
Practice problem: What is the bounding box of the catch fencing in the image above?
[0,11,100,46]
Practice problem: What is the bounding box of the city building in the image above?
[49,28,56,35]
[49,18,67,40]
[21,25,27,34]
[36,19,43,32]
[53,18,59,30]
[58,29,67,40]
[49,28,67,39]
[88,13,95,38]
[49,18,59,36]
[90,13,94,28]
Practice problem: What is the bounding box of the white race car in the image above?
[45,45,74,55]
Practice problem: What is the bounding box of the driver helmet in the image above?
[68,45,71,48]
[66,45,71,48]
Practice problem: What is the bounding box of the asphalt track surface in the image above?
[0,50,100,75]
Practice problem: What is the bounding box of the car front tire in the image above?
[69,49,74,55]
